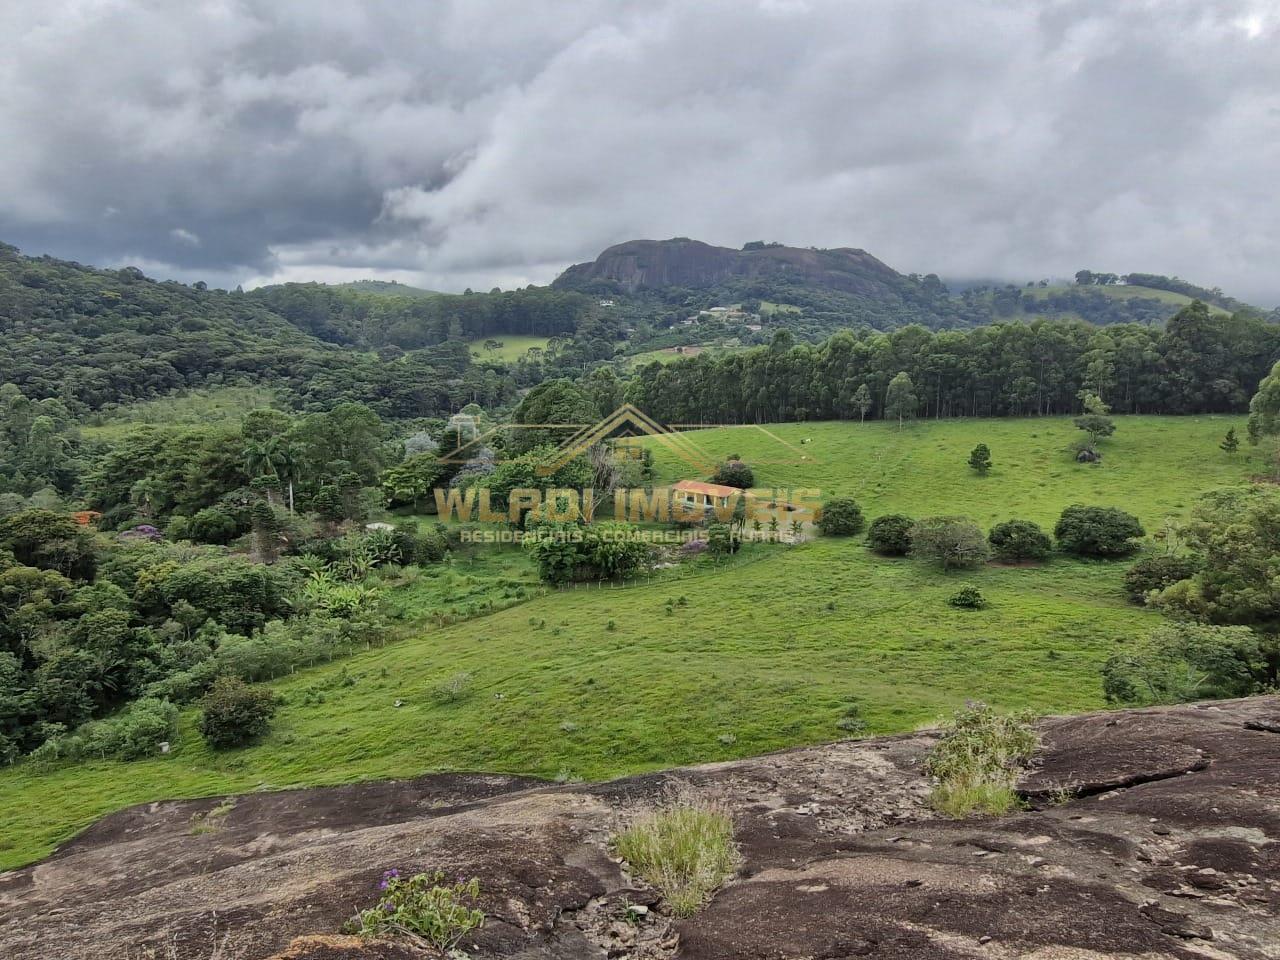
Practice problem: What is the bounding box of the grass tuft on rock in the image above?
[925,702,1039,817]
[614,802,740,917]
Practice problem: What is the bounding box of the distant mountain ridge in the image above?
[553,236,1269,335]
[553,237,908,297]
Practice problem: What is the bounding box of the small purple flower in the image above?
[380,901,395,913]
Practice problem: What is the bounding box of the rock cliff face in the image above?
[1,697,1278,959]
[553,238,907,298]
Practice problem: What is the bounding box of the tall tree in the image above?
[852,383,872,423]
[884,372,917,427]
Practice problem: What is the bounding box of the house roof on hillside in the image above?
[672,479,743,498]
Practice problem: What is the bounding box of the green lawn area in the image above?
[0,415,1260,870]
[467,334,549,362]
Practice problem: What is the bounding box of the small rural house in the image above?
[672,479,742,511]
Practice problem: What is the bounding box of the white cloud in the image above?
[1,0,1278,305]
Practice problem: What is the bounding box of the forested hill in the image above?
[552,237,1266,336]
[246,281,597,349]
[554,237,967,330]
[0,243,549,417]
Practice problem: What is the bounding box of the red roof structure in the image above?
[671,480,744,499]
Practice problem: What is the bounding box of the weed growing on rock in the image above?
[614,802,739,917]
[925,702,1038,817]
[349,869,484,952]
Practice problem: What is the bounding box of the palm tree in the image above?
[244,436,301,512]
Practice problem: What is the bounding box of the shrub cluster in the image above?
[26,698,178,766]
[816,498,865,536]
[525,521,654,583]
[1054,505,1145,557]
[197,676,278,749]
[865,508,1145,569]
[866,514,913,555]
[1123,555,1199,603]
[948,586,987,609]
[909,517,990,570]
[987,519,1052,563]
[711,459,754,489]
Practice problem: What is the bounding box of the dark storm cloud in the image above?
[2,0,1278,303]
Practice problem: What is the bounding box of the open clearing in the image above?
[467,334,550,361]
[0,415,1260,870]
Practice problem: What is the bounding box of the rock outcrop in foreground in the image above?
[1,698,1277,960]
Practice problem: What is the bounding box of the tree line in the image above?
[624,303,1280,424]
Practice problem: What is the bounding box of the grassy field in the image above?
[648,415,1258,528]
[0,415,1260,870]
[1023,283,1229,313]
[467,334,550,362]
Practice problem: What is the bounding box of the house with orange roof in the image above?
[671,479,744,511]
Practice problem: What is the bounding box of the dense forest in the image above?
[625,303,1280,423]
[0,243,610,417]
[248,282,602,349]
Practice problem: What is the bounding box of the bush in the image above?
[867,514,913,556]
[1054,505,1145,557]
[710,459,754,489]
[186,506,240,544]
[393,523,447,564]
[349,870,484,951]
[1101,623,1265,705]
[614,803,740,917]
[987,519,1052,563]
[816,498,864,536]
[948,586,987,609]
[1123,555,1199,604]
[909,517,990,570]
[925,702,1039,817]
[198,676,277,749]
[525,521,654,583]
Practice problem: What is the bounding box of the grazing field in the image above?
[466,334,550,361]
[1023,283,1231,315]
[647,415,1259,529]
[0,415,1259,870]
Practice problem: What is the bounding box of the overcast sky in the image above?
[2,0,1278,304]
